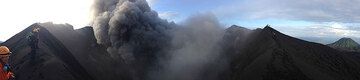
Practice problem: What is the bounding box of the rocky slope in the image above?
[224,25,360,80]
[327,37,360,52]
[2,23,94,80]
[38,22,131,80]
[2,23,360,80]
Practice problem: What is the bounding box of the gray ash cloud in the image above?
[92,0,172,60]
[91,0,229,80]
[151,13,227,80]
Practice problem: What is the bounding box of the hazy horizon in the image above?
[1,0,359,44]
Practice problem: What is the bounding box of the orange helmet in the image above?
[0,46,11,55]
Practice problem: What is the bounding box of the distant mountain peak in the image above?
[263,25,278,32]
[226,25,250,32]
[230,25,240,27]
[339,37,355,42]
[327,37,360,51]
[261,25,284,38]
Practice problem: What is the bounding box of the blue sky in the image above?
[149,0,360,44]
[0,0,359,44]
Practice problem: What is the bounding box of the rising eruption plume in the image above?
[91,0,228,79]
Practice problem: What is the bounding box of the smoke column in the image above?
[92,0,228,80]
[151,13,227,80]
[92,0,171,60]
[92,0,173,79]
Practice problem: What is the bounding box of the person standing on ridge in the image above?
[28,27,40,60]
[0,46,15,80]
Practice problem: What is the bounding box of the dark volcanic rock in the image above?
[40,23,128,80]
[327,37,360,52]
[2,23,94,80]
[3,23,360,80]
[224,25,360,80]
[38,23,131,80]
[2,23,132,80]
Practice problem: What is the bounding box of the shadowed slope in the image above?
[225,26,360,80]
[41,23,131,80]
[2,23,94,80]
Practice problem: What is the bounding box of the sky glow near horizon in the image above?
[0,0,359,44]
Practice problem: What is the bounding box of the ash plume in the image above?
[91,0,173,79]
[91,0,171,60]
[92,0,229,80]
[151,13,228,80]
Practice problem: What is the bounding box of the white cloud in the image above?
[269,22,360,44]
[211,0,360,44]
[158,11,180,22]
[214,0,360,23]
[146,0,157,7]
[275,22,360,38]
